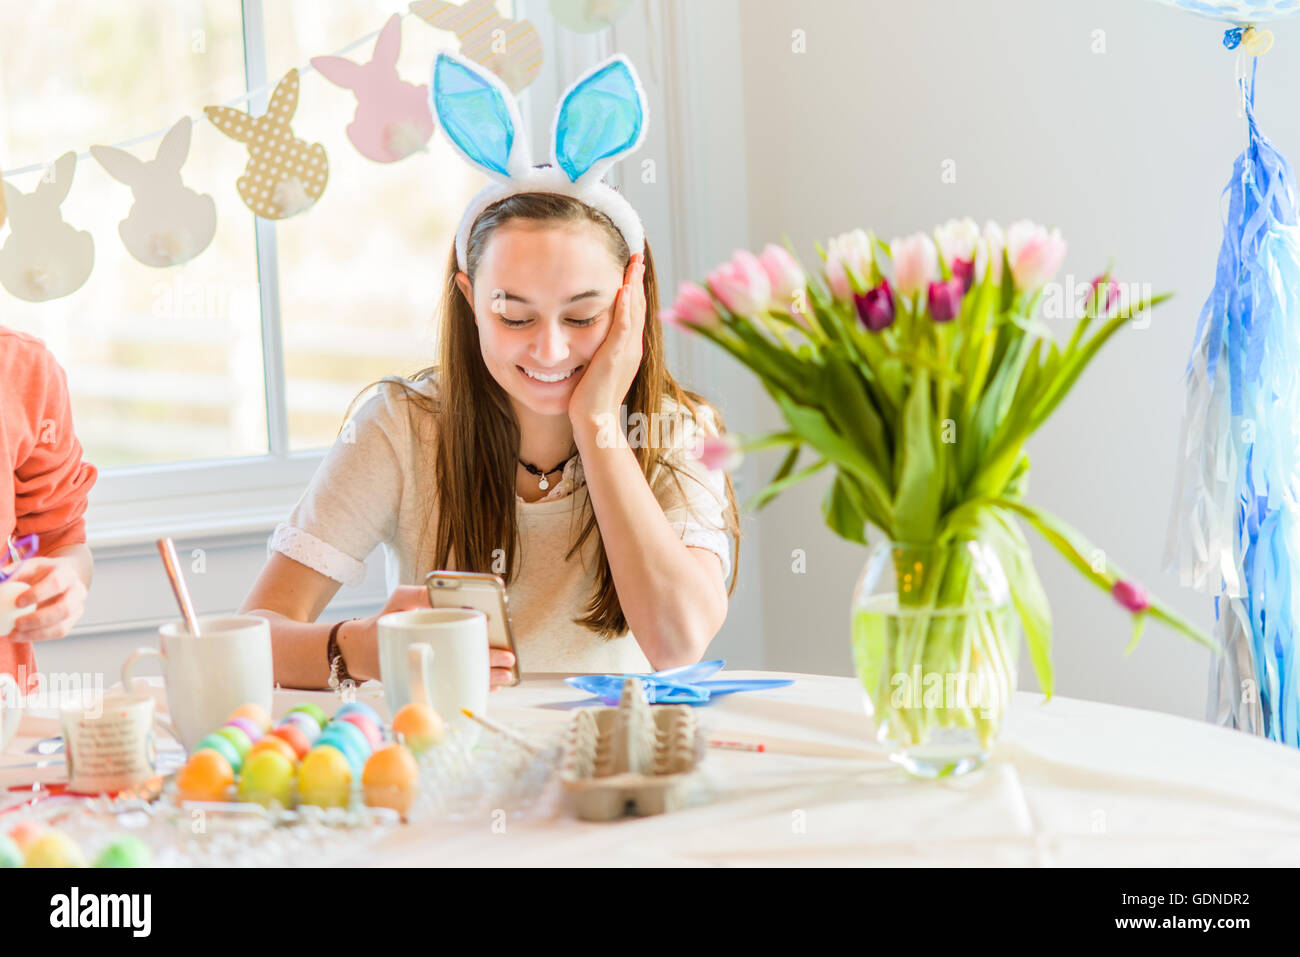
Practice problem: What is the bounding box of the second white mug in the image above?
[378,608,488,739]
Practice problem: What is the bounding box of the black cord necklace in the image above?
[519,453,574,491]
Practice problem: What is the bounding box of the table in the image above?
[6,671,1300,866]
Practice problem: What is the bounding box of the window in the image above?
[0,0,506,468]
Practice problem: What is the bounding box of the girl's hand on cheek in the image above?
[568,254,645,425]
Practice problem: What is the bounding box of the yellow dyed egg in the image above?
[227,702,271,733]
[392,702,444,754]
[24,829,87,868]
[176,749,235,803]
[362,744,420,816]
[297,746,352,808]
[238,749,295,808]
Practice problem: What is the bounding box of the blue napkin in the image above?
[565,659,793,706]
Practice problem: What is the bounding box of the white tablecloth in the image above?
[7,671,1300,866]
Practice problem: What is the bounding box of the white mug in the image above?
[61,693,164,794]
[378,609,488,740]
[121,614,274,754]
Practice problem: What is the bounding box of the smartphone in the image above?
[424,571,521,686]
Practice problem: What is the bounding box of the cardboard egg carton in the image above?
[559,677,703,821]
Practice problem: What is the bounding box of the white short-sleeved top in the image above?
[268,376,733,675]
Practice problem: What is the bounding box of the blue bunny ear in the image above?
[432,52,531,180]
[550,54,648,184]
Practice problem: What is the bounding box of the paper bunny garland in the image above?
[311,14,434,163]
[205,69,329,220]
[431,51,649,272]
[0,152,95,302]
[411,0,543,93]
[91,117,217,267]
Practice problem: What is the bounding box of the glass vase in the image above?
[850,538,1020,778]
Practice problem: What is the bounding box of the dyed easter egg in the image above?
[267,724,311,760]
[248,734,298,766]
[238,749,295,808]
[362,744,419,816]
[280,712,322,741]
[0,834,23,867]
[176,749,235,803]
[315,733,365,775]
[212,726,252,761]
[24,829,86,868]
[393,702,444,754]
[298,746,352,808]
[94,836,152,868]
[7,820,46,853]
[337,713,382,749]
[285,703,328,729]
[194,734,243,775]
[227,702,271,732]
[334,701,382,727]
[325,718,372,756]
[224,717,262,742]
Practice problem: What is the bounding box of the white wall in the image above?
[738,0,1296,718]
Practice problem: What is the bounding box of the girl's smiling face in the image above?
[457,220,624,417]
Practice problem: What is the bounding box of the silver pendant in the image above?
[539,476,549,490]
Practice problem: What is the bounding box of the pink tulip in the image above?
[1089,275,1120,315]
[823,229,872,303]
[854,279,894,332]
[951,258,975,294]
[1111,580,1150,613]
[758,244,806,310]
[890,233,938,299]
[1005,220,1067,294]
[927,278,964,323]
[708,250,771,317]
[660,281,720,331]
[693,433,743,472]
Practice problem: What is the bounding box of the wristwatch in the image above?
[327,619,359,688]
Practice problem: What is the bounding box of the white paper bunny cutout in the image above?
[0,152,95,302]
[205,69,329,220]
[430,51,649,271]
[90,117,217,267]
[311,13,434,163]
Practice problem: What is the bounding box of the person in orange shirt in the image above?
[0,327,97,694]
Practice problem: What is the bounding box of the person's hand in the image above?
[5,557,88,642]
[568,253,645,426]
[340,585,517,690]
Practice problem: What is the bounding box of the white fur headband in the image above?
[429,51,649,273]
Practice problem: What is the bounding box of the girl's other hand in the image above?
[6,557,88,642]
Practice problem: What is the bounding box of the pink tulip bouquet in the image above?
[664,219,1214,763]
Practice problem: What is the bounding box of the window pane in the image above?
[261,3,506,450]
[0,1,270,467]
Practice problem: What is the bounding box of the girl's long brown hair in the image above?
[357,191,740,638]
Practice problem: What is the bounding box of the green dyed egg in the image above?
[0,834,23,868]
[94,836,151,868]
[195,733,243,773]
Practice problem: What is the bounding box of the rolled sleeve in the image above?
[13,345,97,555]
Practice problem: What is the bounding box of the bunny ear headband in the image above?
[430,51,649,273]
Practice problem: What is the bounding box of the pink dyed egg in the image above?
[337,713,381,749]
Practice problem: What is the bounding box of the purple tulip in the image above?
[1111,579,1150,613]
[854,279,895,332]
[927,278,964,323]
[951,257,975,294]
[1090,274,1120,314]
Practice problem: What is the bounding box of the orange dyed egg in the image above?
[175,749,235,803]
[392,702,444,754]
[362,744,420,815]
[248,735,299,766]
[227,702,271,732]
[267,724,311,760]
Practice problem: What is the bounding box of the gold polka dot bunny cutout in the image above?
[204,69,328,219]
